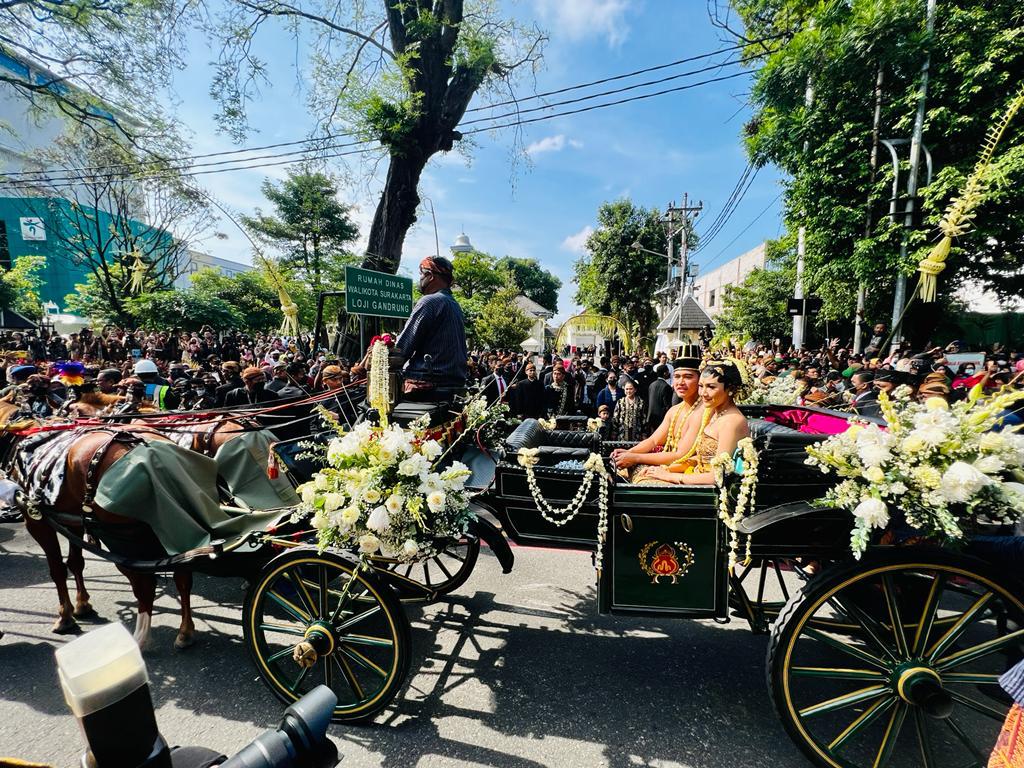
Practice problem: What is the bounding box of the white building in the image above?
[693,241,768,316]
[514,294,554,352]
[174,249,253,289]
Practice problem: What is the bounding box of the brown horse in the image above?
[5,418,198,649]
[51,427,197,650]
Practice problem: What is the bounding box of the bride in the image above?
[639,360,749,486]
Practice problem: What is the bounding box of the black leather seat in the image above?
[503,419,600,466]
[747,418,824,451]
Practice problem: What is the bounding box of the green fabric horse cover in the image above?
[214,430,300,510]
[94,437,293,556]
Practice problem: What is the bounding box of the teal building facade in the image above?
[0,196,173,312]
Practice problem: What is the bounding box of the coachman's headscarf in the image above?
[421,256,454,284]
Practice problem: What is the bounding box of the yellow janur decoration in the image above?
[917,84,1024,302]
[128,249,147,294]
[257,256,300,336]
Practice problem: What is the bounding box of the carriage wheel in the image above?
[378,535,480,598]
[243,547,411,723]
[767,549,1024,768]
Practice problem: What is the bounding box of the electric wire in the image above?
[695,164,760,252]
[693,162,753,248]
[701,191,783,273]
[0,68,758,189]
[2,54,753,185]
[1,40,773,180]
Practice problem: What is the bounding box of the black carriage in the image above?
[457,403,1024,768]
[13,396,1022,768]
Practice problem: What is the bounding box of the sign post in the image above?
[344,266,413,319]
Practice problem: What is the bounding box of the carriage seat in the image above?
[391,400,454,428]
[747,418,825,451]
[503,419,600,466]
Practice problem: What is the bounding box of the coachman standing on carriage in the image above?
[388,255,468,402]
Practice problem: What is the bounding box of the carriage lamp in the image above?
[55,622,171,768]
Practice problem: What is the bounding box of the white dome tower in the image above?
[450,232,474,254]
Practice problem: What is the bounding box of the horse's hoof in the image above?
[73,604,98,620]
[173,632,195,650]
[53,617,81,635]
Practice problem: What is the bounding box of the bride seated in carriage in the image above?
[613,359,750,486]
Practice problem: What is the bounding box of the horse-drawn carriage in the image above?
[5,386,1022,768]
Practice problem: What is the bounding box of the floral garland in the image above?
[711,437,760,567]
[517,448,611,575]
[537,417,557,430]
[586,417,603,432]
[669,407,713,469]
[368,336,393,425]
[664,402,694,452]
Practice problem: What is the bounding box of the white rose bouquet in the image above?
[745,374,807,406]
[805,387,1024,558]
[296,399,498,562]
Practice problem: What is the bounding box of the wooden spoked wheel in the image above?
[378,535,480,597]
[244,547,411,723]
[768,550,1024,768]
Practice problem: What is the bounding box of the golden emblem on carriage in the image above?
[638,540,695,584]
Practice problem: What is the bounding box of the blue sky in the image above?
[176,0,785,323]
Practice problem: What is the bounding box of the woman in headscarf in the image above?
[611,377,646,442]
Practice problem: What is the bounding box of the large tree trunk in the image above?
[363,153,427,274]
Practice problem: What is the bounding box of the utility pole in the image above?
[793,60,815,351]
[854,64,886,354]
[890,0,937,353]
[667,193,703,347]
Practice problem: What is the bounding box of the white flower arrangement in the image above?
[296,395,506,563]
[806,388,1024,558]
[745,374,807,406]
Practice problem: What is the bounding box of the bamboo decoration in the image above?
[917,84,1024,302]
[554,313,634,354]
[128,249,147,294]
[257,255,300,337]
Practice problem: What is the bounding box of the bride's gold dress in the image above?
[628,403,717,485]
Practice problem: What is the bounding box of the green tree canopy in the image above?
[242,171,360,293]
[473,285,533,350]
[127,289,243,331]
[0,256,46,319]
[497,257,561,313]
[573,200,673,339]
[729,0,1024,342]
[714,246,796,345]
[190,268,281,331]
[451,250,505,299]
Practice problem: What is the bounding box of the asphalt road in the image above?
[0,520,810,768]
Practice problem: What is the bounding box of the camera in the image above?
[56,623,339,768]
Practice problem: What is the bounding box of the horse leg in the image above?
[66,543,96,620]
[24,517,78,634]
[118,566,155,650]
[173,570,195,650]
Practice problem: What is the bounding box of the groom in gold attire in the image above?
[611,345,703,477]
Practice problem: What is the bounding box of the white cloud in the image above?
[561,225,594,254]
[533,0,631,47]
[525,134,584,156]
[526,134,566,156]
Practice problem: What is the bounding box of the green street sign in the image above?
[345,266,413,319]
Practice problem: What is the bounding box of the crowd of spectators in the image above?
[467,324,1024,437]
[0,322,1020,428]
[0,326,359,417]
